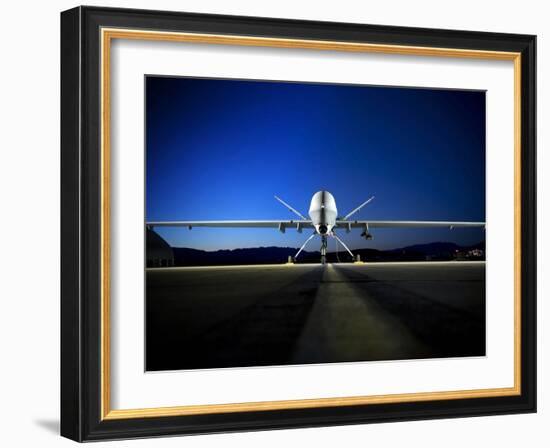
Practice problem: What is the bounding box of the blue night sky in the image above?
[146,76,485,251]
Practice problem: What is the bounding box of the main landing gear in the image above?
[292,231,359,264]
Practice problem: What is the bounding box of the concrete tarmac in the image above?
[146,262,485,371]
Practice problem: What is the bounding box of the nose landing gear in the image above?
[321,235,328,264]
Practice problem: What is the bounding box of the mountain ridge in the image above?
[169,241,485,266]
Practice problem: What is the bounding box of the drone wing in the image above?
[146,220,314,232]
[335,220,485,230]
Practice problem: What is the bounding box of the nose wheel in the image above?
[320,235,328,264]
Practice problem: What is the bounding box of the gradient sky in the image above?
[146,76,485,251]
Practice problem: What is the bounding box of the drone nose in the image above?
[318,225,328,235]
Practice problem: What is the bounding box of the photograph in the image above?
[144,76,487,371]
[57,4,537,442]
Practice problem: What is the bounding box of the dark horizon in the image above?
[168,239,485,253]
[148,238,486,268]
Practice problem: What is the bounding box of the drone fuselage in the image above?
[308,191,338,236]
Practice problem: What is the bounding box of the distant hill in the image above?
[389,241,461,255]
[172,246,309,266]
[170,241,485,266]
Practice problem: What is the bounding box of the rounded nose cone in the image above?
[309,191,337,214]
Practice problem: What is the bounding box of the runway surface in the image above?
[146,262,485,371]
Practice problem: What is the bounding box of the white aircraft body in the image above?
[147,191,485,264]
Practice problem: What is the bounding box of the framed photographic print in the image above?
[60,6,536,442]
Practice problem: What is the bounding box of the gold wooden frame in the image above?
[99,28,522,421]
